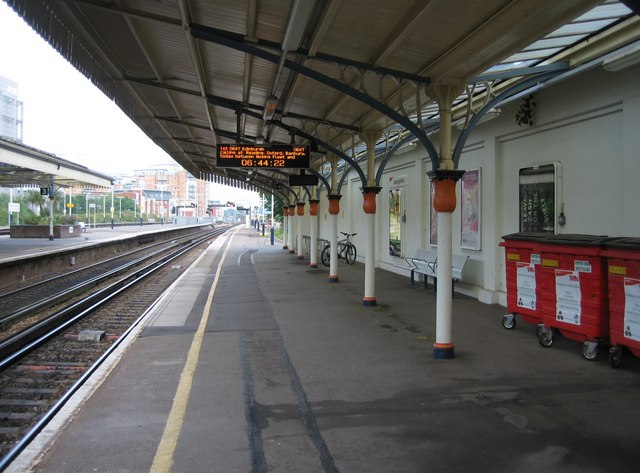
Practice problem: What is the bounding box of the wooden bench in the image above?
[403,249,469,295]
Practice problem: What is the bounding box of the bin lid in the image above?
[603,237,640,251]
[501,232,552,242]
[542,234,608,247]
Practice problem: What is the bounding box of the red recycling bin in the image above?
[500,233,549,330]
[538,234,609,360]
[602,237,640,368]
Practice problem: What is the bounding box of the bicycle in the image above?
[321,232,357,266]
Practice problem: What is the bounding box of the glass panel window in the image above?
[519,164,556,233]
[389,188,404,256]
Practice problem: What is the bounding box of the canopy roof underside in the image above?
[5,0,639,195]
[0,138,114,189]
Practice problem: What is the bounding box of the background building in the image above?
[112,163,209,219]
[0,75,23,142]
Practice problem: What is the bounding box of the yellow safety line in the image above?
[149,227,238,473]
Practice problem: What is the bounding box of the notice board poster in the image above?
[624,277,640,342]
[460,168,481,250]
[516,262,537,310]
[555,270,581,325]
[429,181,437,246]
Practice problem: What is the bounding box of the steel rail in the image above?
[0,241,181,329]
[0,226,227,471]
[0,228,222,367]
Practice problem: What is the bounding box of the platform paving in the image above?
[8,227,640,473]
[0,224,186,263]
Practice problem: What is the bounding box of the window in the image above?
[519,164,557,233]
[388,188,404,256]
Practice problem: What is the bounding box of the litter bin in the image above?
[500,232,550,331]
[537,234,609,360]
[602,237,640,368]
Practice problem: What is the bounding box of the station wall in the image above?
[309,62,640,308]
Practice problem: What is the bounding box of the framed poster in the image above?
[429,181,437,246]
[460,168,481,250]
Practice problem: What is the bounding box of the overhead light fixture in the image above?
[603,44,640,72]
[395,141,417,155]
[263,95,279,121]
[479,107,502,123]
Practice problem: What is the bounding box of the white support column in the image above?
[296,201,305,259]
[48,197,54,240]
[309,199,320,268]
[327,195,341,282]
[48,175,54,240]
[363,210,376,303]
[288,205,295,254]
[282,208,289,250]
[427,81,466,359]
[327,154,341,282]
[360,130,382,306]
[436,211,453,345]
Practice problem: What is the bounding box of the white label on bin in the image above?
[623,278,640,342]
[555,270,581,325]
[531,253,541,265]
[516,262,537,310]
[574,260,592,273]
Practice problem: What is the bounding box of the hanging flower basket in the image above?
[515,94,536,127]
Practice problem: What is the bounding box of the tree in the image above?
[23,189,46,216]
[267,194,285,224]
[259,191,285,223]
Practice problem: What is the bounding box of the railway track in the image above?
[0,229,216,331]
[0,226,228,469]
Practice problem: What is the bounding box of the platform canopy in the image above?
[0,138,114,189]
[4,0,639,196]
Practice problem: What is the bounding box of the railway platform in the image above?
[0,223,191,263]
[6,226,640,473]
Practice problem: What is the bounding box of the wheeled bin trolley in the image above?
[500,233,549,332]
[537,234,609,360]
[602,237,640,368]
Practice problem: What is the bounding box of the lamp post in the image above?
[117,196,123,222]
[111,186,114,229]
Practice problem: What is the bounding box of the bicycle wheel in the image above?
[321,245,331,266]
[345,243,357,264]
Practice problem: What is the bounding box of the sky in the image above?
[0,2,256,203]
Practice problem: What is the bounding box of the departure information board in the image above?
[216,144,309,168]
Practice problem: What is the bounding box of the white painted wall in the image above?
[312,62,640,307]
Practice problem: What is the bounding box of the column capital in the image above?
[359,130,383,147]
[361,186,382,194]
[309,199,320,216]
[428,170,465,213]
[361,186,382,214]
[427,170,465,181]
[327,194,342,215]
[296,201,305,216]
[425,81,466,108]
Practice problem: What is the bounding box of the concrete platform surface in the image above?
[0,223,200,263]
[9,227,640,473]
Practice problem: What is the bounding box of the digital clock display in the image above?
[216,144,309,168]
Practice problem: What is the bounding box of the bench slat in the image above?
[401,249,468,295]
